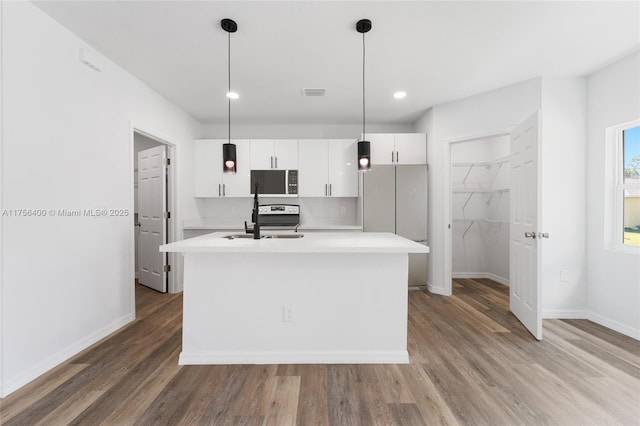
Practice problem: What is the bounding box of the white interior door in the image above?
[510,112,542,339]
[138,145,167,293]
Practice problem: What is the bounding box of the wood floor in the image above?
[1,279,639,425]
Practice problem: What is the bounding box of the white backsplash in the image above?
[195,197,359,226]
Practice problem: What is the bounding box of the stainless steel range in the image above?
[257,204,300,228]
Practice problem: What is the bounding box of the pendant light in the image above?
[221,18,238,174]
[356,19,372,172]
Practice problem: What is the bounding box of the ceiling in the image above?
[33,1,640,125]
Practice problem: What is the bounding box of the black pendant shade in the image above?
[222,18,237,174]
[223,143,236,173]
[357,19,372,172]
[358,141,371,172]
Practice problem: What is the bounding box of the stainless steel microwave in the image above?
[250,170,298,196]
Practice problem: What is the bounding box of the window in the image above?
[619,123,640,248]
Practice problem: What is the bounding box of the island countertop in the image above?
[160,231,429,254]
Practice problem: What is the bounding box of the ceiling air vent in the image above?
[301,88,327,97]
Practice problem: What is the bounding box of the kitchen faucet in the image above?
[244,183,261,239]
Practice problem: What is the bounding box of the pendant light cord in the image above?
[362,31,366,140]
[227,31,231,146]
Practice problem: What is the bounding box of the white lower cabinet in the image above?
[299,139,358,197]
[194,139,251,197]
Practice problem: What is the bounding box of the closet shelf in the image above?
[454,188,510,211]
[453,218,509,223]
[453,218,509,238]
[451,156,510,168]
[452,188,509,194]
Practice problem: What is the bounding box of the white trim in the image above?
[444,128,514,297]
[541,310,639,341]
[427,282,450,296]
[179,350,409,365]
[130,123,182,297]
[0,0,4,397]
[452,272,509,286]
[587,311,640,341]
[1,313,134,398]
[610,119,640,254]
[543,309,587,319]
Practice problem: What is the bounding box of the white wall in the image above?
[0,2,203,397]
[415,78,542,295]
[540,77,588,318]
[586,52,640,339]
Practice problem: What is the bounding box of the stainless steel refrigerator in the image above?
[363,165,428,287]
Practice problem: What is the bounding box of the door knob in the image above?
[524,232,536,239]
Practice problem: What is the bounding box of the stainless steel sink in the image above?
[223,234,304,240]
[223,234,259,239]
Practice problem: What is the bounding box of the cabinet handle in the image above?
[223,184,226,196]
[329,184,332,196]
[396,151,399,163]
[218,184,221,197]
[270,156,273,168]
[325,184,328,196]
[275,156,278,169]
[392,151,394,163]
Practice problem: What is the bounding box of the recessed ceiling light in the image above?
[393,91,407,99]
[226,92,239,99]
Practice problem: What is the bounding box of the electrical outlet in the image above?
[283,305,295,322]
[560,269,568,282]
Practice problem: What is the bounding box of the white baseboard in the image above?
[1,313,134,398]
[542,310,639,341]
[543,309,587,319]
[179,350,410,365]
[587,311,640,340]
[452,272,510,286]
[427,282,450,296]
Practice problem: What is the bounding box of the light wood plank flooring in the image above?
[1,279,638,425]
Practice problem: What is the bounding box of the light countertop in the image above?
[183,219,362,232]
[161,232,428,254]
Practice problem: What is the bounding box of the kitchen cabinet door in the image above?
[298,139,329,197]
[222,139,251,197]
[368,133,395,165]
[273,139,299,169]
[194,139,223,197]
[328,139,358,197]
[250,140,275,169]
[394,133,427,165]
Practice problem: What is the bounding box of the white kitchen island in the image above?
[160,232,429,365]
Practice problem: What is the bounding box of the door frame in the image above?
[443,127,513,296]
[129,124,178,308]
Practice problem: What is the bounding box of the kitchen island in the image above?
[160,232,429,365]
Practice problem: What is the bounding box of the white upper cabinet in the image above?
[298,139,358,197]
[194,139,251,197]
[369,133,396,165]
[298,140,329,197]
[394,133,427,164]
[368,133,426,165]
[250,139,298,169]
[328,139,358,197]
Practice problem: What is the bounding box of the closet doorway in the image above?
[450,135,510,295]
